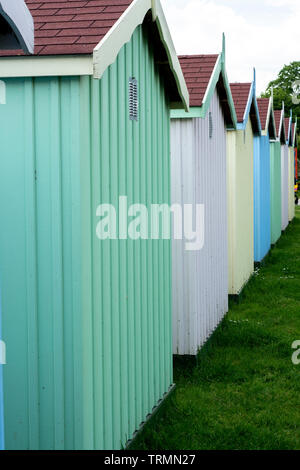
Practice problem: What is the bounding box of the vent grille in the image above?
[129,77,138,121]
[209,112,213,139]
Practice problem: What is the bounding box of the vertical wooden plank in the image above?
[139,25,149,418]
[79,76,95,449]
[34,78,56,450]
[23,78,39,449]
[124,38,136,438]
[70,77,84,450]
[145,29,154,409]
[90,76,105,450]
[132,27,142,428]
[99,69,114,449]
[49,78,65,450]
[116,45,129,444]
[108,58,122,448]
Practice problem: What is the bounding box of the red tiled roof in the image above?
[0,0,134,56]
[284,117,290,141]
[257,98,269,131]
[230,83,251,123]
[178,55,219,107]
[274,110,282,137]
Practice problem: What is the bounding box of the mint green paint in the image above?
[0,24,172,450]
[270,141,282,244]
[171,106,203,118]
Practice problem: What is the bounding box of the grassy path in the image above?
[132,207,300,450]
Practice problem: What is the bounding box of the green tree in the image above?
[261,62,300,137]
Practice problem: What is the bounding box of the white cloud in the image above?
[161,0,300,94]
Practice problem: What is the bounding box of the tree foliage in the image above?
[261,62,300,139]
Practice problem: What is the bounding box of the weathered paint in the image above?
[253,135,271,262]
[270,141,282,244]
[281,144,289,230]
[0,24,172,450]
[227,119,254,295]
[288,146,295,221]
[171,90,228,355]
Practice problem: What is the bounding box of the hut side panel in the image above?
[227,119,254,295]
[171,89,228,356]
[270,141,282,244]
[288,147,295,221]
[171,119,196,355]
[253,135,271,262]
[81,25,173,449]
[253,136,260,261]
[281,145,289,230]
[0,25,172,450]
[0,76,82,451]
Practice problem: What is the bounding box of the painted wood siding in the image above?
[0,24,172,450]
[281,145,289,230]
[227,119,254,295]
[253,135,271,262]
[270,141,282,245]
[288,147,295,221]
[171,89,228,356]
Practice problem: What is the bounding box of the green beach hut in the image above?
[0,0,34,451]
[270,106,285,244]
[0,0,188,450]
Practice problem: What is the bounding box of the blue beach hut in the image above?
[254,96,276,263]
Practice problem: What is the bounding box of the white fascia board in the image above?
[153,0,189,110]
[201,53,221,110]
[262,97,276,138]
[278,108,286,143]
[287,116,292,146]
[242,81,253,125]
[93,0,189,110]
[293,117,298,147]
[0,55,93,78]
[93,0,151,79]
[0,0,34,54]
[261,97,271,136]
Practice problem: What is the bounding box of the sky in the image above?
[160,0,300,94]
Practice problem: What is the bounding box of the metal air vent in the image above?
[129,77,138,121]
[209,112,213,139]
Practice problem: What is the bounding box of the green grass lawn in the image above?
[131,207,300,450]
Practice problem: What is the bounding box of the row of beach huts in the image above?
[0,0,298,450]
